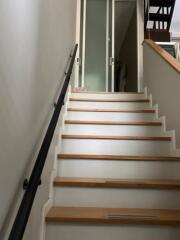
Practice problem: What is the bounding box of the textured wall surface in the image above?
[0,0,77,238]
[171,1,180,38]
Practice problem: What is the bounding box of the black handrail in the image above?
[8,44,78,240]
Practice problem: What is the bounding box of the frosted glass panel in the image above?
[84,0,107,91]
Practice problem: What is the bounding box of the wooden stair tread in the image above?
[72,91,144,94]
[69,98,149,103]
[46,207,180,225]
[67,108,155,113]
[58,154,180,161]
[54,177,180,190]
[65,120,162,126]
[62,134,171,141]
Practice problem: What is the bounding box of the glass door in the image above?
[77,0,115,92]
[84,0,107,91]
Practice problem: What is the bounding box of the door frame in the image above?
[111,0,115,92]
[75,0,81,88]
[106,0,110,92]
[136,0,144,92]
[81,0,87,88]
[74,0,86,88]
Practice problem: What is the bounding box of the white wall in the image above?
[0,0,77,238]
[143,42,180,147]
[171,0,180,38]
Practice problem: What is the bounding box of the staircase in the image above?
[144,0,176,42]
[45,90,180,240]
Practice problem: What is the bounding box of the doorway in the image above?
[76,0,115,92]
[75,0,143,93]
[114,1,137,92]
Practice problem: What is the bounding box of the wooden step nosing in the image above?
[46,207,180,225]
[58,154,180,161]
[53,177,180,190]
[46,217,180,225]
[69,98,149,103]
[67,108,155,113]
[62,134,171,141]
[64,120,162,126]
[71,91,144,94]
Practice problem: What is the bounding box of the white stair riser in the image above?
[71,93,146,100]
[46,91,180,240]
[69,101,150,110]
[46,224,180,240]
[66,112,156,121]
[58,160,180,179]
[54,187,180,209]
[64,124,163,136]
[61,139,171,156]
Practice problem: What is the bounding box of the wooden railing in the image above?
[144,39,180,73]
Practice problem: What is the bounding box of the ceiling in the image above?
[115,0,136,58]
